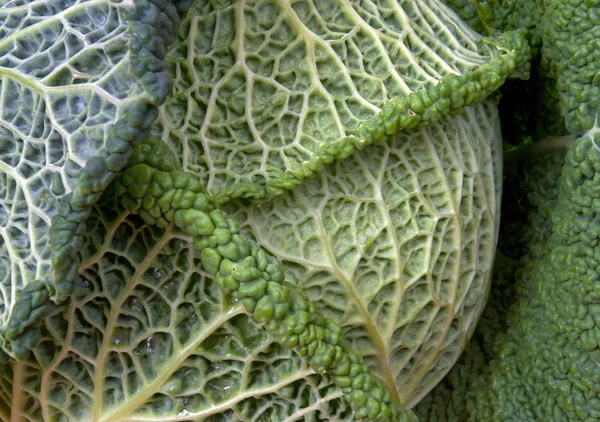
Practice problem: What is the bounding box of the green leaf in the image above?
[0,0,520,418]
[229,100,503,407]
[0,0,136,331]
[2,206,355,421]
[153,0,505,198]
[0,0,184,343]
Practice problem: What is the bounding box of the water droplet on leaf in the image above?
[146,336,156,354]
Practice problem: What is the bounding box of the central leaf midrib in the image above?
[92,223,177,420]
[121,369,318,421]
[354,148,405,402]
[94,223,248,421]
[298,190,401,403]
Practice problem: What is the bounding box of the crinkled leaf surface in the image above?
[153,0,503,406]
[153,0,497,193]
[231,100,502,406]
[0,101,502,419]
[1,205,355,421]
[0,0,148,328]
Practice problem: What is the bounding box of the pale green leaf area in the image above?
[1,99,501,419]
[153,0,496,193]
[153,0,503,409]
[0,0,146,328]
[1,206,354,421]
[231,100,502,407]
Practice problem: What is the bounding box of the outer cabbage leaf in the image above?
[152,0,505,407]
[152,0,501,197]
[0,0,134,324]
[230,100,502,406]
[3,96,501,420]
[0,0,183,347]
[1,204,355,421]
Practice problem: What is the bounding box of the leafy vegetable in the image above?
[7,192,356,421]
[0,0,182,355]
[1,0,597,421]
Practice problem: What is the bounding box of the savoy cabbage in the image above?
[0,0,597,421]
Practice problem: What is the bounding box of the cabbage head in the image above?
[0,0,529,420]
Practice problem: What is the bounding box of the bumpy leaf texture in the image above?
[2,204,356,421]
[0,110,503,420]
[154,0,500,196]
[0,0,515,419]
[0,0,181,336]
[229,101,502,407]
[153,0,505,408]
[417,123,600,421]
[418,1,600,420]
